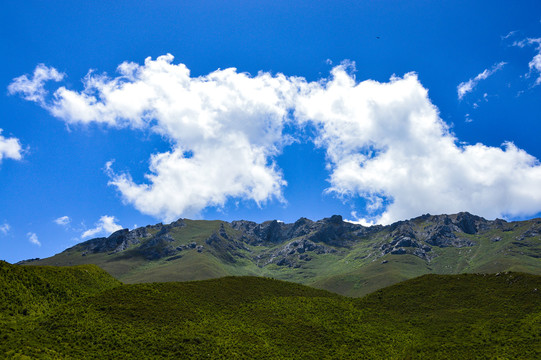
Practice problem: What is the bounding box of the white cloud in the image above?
[54,216,71,226]
[8,64,64,104]
[457,62,506,100]
[512,39,527,48]
[81,215,123,239]
[0,223,10,235]
[27,232,41,246]
[513,37,541,85]
[501,30,518,40]
[11,56,541,224]
[0,129,23,162]
[528,49,541,85]
[11,55,303,221]
[295,67,541,224]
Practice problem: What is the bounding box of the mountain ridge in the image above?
[20,211,541,296]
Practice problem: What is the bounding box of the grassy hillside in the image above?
[1,262,539,359]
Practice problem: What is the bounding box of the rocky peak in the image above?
[77,226,150,254]
[230,220,258,233]
[326,215,343,224]
[169,218,186,228]
[454,212,487,234]
[285,217,316,239]
[306,215,361,246]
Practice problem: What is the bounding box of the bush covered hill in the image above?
[0,261,120,317]
[1,262,539,359]
[21,212,541,296]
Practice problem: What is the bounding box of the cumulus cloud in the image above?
[0,129,23,162]
[8,64,64,104]
[10,55,541,224]
[27,232,40,246]
[457,62,506,100]
[81,215,123,239]
[0,223,10,235]
[11,54,302,221]
[295,67,541,224]
[54,216,71,226]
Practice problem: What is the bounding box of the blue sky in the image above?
[2,1,541,263]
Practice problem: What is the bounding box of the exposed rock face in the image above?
[516,222,541,241]
[231,217,320,245]
[420,213,480,248]
[424,224,473,248]
[370,212,495,261]
[305,215,360,247]
[378,222,433,260]
[75,219,187,259]
[231,220,267,243]
[78,227,149,255]
[288,217,316,238]
[137,233,176,260]
[456,212,479,234]
[261,238,338,267]
[231,215,363,247]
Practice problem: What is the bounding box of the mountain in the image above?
[20,212,541,296]
[1,260,539,358]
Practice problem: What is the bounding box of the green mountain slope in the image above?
[20,213,541,296]
[1,262,539,359]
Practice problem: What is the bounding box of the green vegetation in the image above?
[1,262,539,359]
[0,260,120,317]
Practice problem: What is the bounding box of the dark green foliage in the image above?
[1,262,539,358]
[358,272,541,358]
[0,260,120,317]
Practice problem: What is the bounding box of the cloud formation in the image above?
[0,223,10,235]
[512,37,541,85]
[457,62,506,100]
[10,56,541,224]
[27,232,40,246]
[526,39,541,85]
[8,64,64,104]
[296,68,541,224]
[81,215,123,239]
[12,55,302,221]
[54,216,71,226]
[0,129,23,163]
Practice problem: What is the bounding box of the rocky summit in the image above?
[20,212,541,296]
